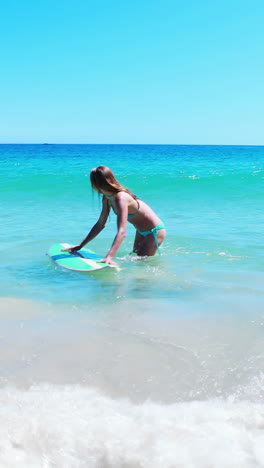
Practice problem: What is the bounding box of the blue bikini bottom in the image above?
[137,222,165,254]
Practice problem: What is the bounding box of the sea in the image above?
[1,143,264,467]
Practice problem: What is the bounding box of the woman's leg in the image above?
[133,229,166,256]
[132,231,144,254]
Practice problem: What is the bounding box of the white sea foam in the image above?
[0,384,264,468]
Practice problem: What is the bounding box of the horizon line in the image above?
[0,142,263,147]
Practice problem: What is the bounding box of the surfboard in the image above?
[48,243,116,272]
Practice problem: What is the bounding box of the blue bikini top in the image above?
[127,199,140,220]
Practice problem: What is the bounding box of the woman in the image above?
[62,166,166,265]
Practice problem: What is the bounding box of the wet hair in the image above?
[90,166,137,199]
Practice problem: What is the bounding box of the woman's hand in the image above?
[61,244,81,253]
[97,256,118,266]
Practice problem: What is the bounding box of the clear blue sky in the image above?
[1,0,263,144]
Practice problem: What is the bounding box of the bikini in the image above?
[127,199,140,220]
[128,200,165,253]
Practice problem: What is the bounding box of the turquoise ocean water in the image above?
[1,144,264,467]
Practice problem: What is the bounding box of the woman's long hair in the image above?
[90,166,137,199]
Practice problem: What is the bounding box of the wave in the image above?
[0,383,264,468]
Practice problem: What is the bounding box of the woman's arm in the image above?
[98,192,128,264]
[61,197,110,252]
